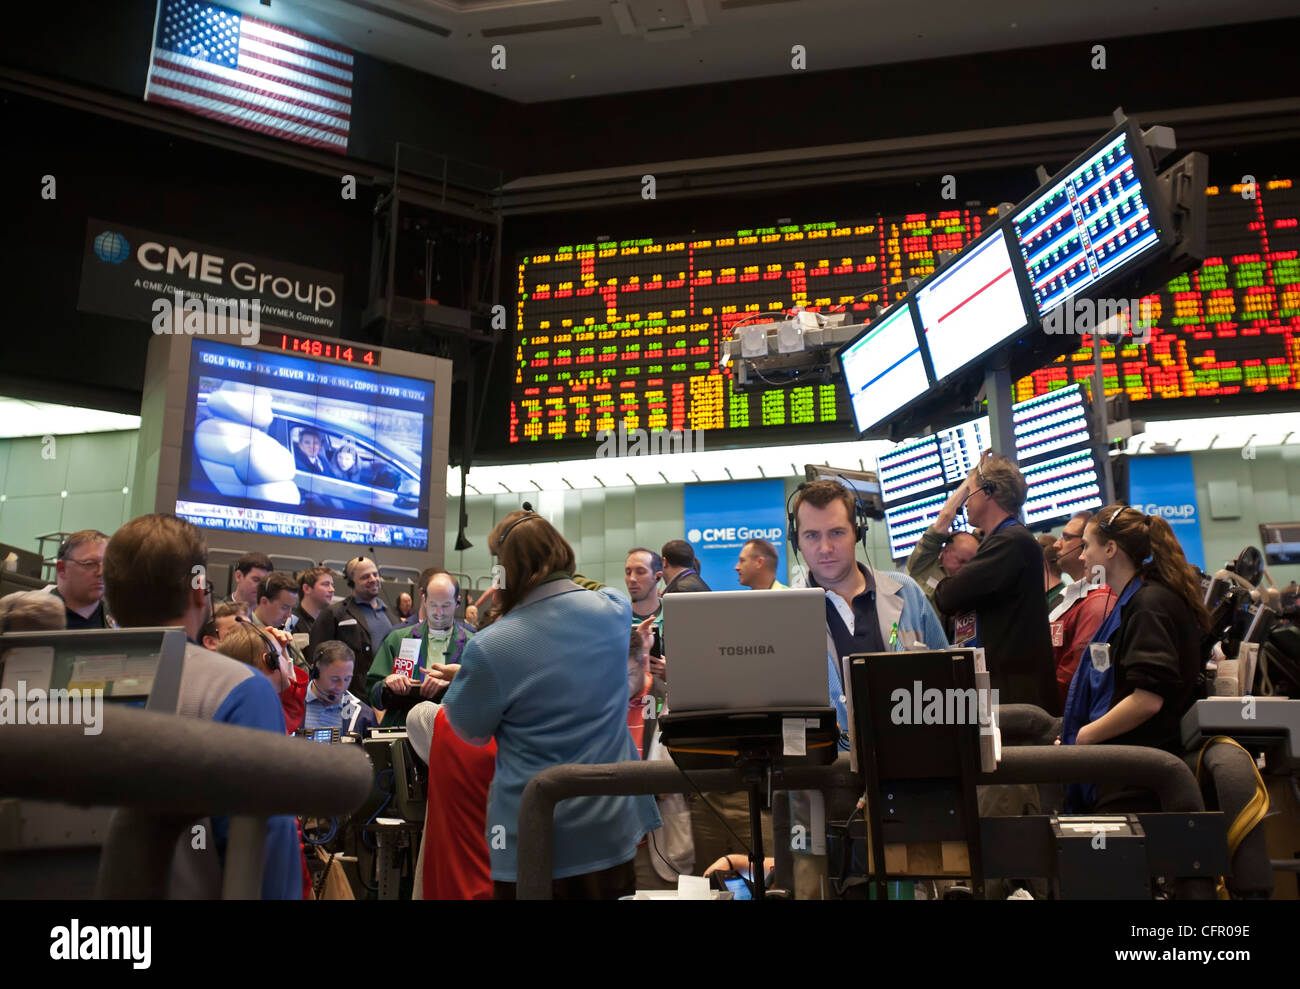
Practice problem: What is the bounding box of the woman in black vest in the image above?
[1064,505,1210,811]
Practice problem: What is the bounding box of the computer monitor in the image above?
[803,464,885,519]
[660,589,828,711]
[936,417,991,486]
[1259,522,1300,565]
[884,492,974,561]
[0,627,187,711]
[837,302,932,434]
[1010,119,1171,317]
[1021,448,1104,528]
[876,435,944,505]
[1013,383,1092,465]
[916,226,1034,382]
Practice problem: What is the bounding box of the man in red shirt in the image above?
[1050,511,1118,710]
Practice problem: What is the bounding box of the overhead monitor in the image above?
[1259,522,1300,565]
[1011,121,1168,317]
[1013,383,1092,464]
[937,417,991,485]
[1021,448,1104,527]
[803,464,885,519]
[175,339,436,549]
[915,226,1033,382]
[876,435,944,505]
[837,302,932,434]
[884,492,974,560]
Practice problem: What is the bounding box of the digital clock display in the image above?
[265,331,380,367]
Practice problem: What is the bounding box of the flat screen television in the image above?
[174,339,437,549]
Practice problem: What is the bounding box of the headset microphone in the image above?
[1058,542,1085,562]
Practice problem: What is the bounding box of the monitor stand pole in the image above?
[745,769,767,901]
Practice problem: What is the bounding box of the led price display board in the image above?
[511,180,1300,449]
[1017,179,1300,402]
[262,330,380,367]
[1012,126,1164,316]
[877,435,944,503]
[510,210,984,443]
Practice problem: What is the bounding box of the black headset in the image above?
[975,456,997,497]
[236,615,280,675]
[496,509,542,548]
[343,556,371,589]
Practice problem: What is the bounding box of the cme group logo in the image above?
[692,525,783,545]
[1141,503,1196,520]
[93,231,130,264]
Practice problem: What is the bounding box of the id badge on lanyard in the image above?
[954,610,977,646]
[1089,642,1111,672]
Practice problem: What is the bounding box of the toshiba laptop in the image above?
[660,588,829,711]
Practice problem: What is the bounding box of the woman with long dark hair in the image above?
[433,509,661,899]
[1061,504,1210,811]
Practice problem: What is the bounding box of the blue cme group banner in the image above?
[683,479,788,590]
[1127,454,1205,570]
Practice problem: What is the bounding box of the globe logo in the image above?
[687,528,702,543]
[93,231,130,264]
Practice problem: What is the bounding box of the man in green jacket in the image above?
[367,568,474,727]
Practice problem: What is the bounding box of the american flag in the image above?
[145,0,352,154]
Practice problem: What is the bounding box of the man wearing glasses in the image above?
[50,529,114,629]
[1048,511,1117,711]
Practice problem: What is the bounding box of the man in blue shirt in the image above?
[103,514,303,900]
[303,640,378,736]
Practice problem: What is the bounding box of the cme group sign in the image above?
[78,218,344,333]
[688,525,784,545]
[683,480,788,588]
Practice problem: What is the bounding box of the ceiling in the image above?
[224,0,1296,103]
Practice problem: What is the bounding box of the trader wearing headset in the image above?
[933,451,1058,715]
[933,453,1057,898]
[789,479,949,749]
[786,479,947,899]
[216,618,311,733]
[307,555,392,701]
[302,639,379,737]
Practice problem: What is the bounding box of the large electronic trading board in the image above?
[510,211,985,443]
[510,181,1300,447]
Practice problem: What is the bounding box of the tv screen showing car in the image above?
[175,339,435,548]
